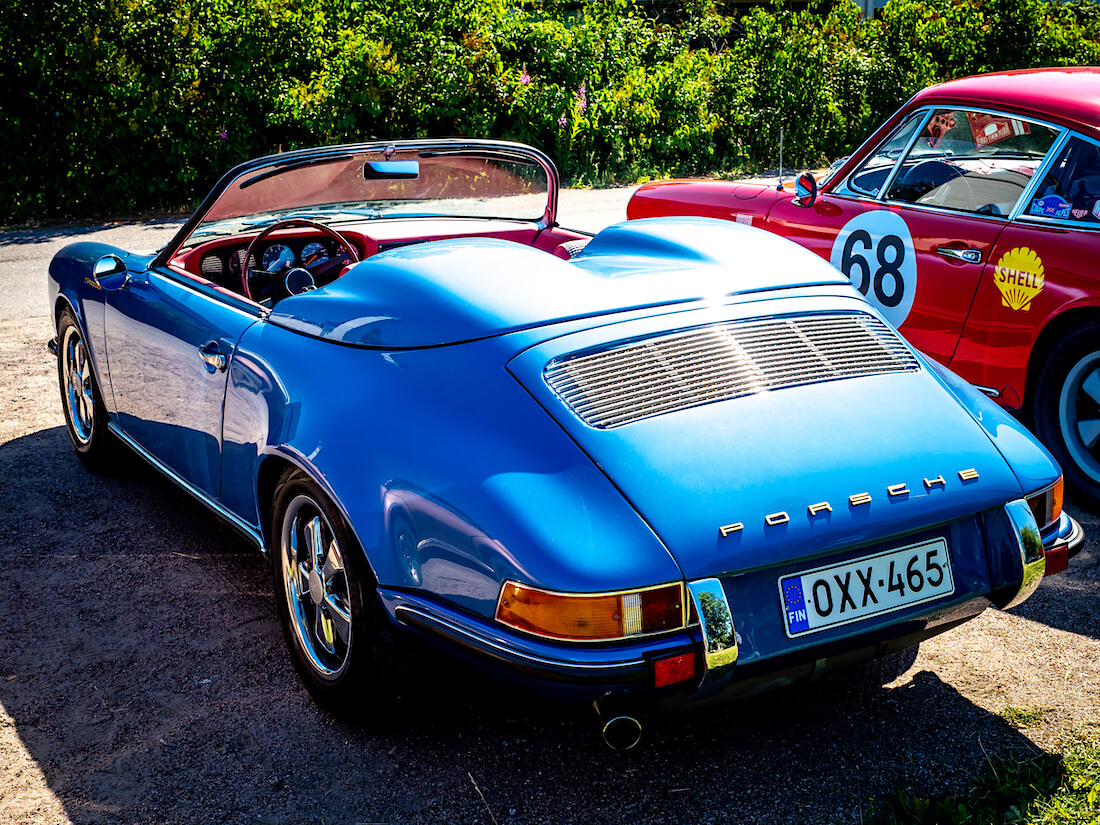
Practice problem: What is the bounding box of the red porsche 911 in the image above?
[629,67,1100,500]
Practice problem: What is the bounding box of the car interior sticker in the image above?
[994,247,1044,311]
[1029,194,1072,219]
[829,211,917,328]
[965,113,1031,148]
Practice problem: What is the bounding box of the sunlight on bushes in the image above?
[4,0,1100,220]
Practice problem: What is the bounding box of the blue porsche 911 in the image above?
[49,140,1082,748]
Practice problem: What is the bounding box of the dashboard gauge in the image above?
[228,248,247,277]
[200,254,224,279]
[262,243,295,272]
[301,241,330,268]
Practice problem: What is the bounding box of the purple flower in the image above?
[218,128,228,142]
[558,113,567,128]
[576,81,587,114]
[519,64,530,85]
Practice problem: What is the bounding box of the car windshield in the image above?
[181,144,552,249]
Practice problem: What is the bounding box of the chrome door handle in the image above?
[199,343,227,373]
[936,246,983,264]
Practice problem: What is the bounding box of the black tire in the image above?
[56,308,115,468]
[1033,321,1100,500]
[270,468,404,717]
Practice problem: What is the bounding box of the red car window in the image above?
[884,108,1059,217]
[1024,136,1100,225]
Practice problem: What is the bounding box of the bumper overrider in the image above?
[381,500,1081,709]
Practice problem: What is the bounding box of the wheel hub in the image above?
[308,568,324,605]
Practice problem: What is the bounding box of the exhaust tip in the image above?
[601,715,643,751]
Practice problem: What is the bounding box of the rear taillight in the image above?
[1026,476,1063,531]
[495,581,686,641]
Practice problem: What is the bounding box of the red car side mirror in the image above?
[793,172,818,208]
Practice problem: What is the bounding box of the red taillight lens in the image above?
[1044,545,1069,576]
[495,582,686,641]
[1027,476,1063,530]
[653,652,696,688]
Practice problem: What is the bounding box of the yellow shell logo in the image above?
[994,247,1044,311]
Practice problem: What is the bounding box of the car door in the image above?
[767,107,1062,366]
[102,267,260,498]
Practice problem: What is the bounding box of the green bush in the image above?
[3,0,1100,222]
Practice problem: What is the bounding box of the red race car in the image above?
[629,67,1100,498]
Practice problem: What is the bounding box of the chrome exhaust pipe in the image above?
[595,692,643,751]
[601,714,643,751]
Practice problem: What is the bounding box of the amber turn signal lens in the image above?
[1027,476,1063,530]
[496,582,686,641]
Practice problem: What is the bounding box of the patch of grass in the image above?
[1002,707,1051,729]
[869,736,1100,824]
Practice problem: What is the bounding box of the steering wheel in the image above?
[241,218,361,303]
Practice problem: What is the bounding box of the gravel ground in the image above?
[0,209,1098,824]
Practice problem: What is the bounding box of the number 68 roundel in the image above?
[829,211,918,329]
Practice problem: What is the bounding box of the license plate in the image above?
[778,538,954,638]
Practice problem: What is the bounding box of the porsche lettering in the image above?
[720,470,979,537]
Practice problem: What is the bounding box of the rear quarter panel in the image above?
[221,321,684,618]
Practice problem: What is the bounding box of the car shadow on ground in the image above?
[0,427,1072,825]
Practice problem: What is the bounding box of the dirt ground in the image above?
[1,311,1098,825]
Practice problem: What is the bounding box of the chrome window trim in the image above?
[887,106,1064,218]
[835,109,933,200]
[838,105,1066,222]
[877,109,935,201]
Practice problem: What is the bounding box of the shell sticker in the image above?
[994,247,1044,311]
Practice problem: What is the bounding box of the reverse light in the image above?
[495,581,687,641]
[1026,476,1063,531]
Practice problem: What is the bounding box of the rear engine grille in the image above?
[544,312,920,429]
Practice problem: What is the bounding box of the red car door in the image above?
[767,107,1061,367]
[767,198,1003,365]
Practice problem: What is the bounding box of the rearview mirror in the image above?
[793,172,818,208]
[363,161,420,180]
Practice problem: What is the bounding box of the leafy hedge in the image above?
[3,0,1100,222]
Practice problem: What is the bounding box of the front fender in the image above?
[48,242,151,414]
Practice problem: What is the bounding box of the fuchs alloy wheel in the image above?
[270,469,403,715]
[57,309,114,467]
[1034,321,1100,500]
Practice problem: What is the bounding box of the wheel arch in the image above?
[254,451,376,579]
[1024,305,1100,410]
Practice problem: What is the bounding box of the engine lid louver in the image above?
[544,312,920,429]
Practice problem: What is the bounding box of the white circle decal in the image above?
[829,211,917,328]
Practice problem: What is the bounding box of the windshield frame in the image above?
[154,139,560,268]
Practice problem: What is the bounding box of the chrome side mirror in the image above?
[91,254,130,291]
[793,172,818,208]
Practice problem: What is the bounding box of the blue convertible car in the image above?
[49,140,1082,748]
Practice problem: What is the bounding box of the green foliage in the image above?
[3,0,1100,221]
[870,736,1100,825]
[1002,706,1050,728]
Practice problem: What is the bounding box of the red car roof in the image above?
[913,67,1100,135]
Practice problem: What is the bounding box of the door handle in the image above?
[936,246,983,264]
[199,343,227,373]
